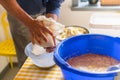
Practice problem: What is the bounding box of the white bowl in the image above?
[25,43,55,68]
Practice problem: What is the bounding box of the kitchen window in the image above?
[72,0,120,11]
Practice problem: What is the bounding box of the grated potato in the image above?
[57,26,88,40]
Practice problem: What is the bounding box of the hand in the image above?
[27,19,55,46]
[44,13,58,52]
[45,46,56,53]
[46,13,58,21]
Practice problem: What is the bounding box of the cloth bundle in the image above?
[32,16,65,55]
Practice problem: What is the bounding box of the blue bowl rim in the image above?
[54,34,120,77]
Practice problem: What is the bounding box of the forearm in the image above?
[0,0,33,27]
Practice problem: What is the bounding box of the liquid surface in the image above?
[67,53,120,72]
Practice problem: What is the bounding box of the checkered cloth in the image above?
[14,57,64,80]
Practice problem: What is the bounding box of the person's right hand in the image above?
[27,19,56,47]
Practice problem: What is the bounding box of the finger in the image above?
[46,48,54,53]
[46,46,56,51]
[32,27,47,43]
[38,21,54,37]
[30,31,36,44]
[31,35,35,44]
[51,35,56,46]
[41,26,54,36]
[35,28,48,42]
[35,34,42,44]
[40,21,44,26]
[38,31,48,42]
[35,19,44,25]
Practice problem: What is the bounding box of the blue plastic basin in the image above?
[54,34,120,80]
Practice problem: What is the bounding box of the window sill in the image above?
[71,2,120,11]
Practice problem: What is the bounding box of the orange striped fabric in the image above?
[14,58,63,80]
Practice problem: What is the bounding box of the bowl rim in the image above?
[54,34,120,77]
[25,43,56,68]
[56,25,89,41]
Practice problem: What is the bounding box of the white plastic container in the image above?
[89,13,120,37]
[25,43,55,68]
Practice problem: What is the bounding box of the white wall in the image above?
[0,5,17,73]
[0,5,9,73]
[59,0,117,28]
[59,0,92,28]
[0,5,6,41]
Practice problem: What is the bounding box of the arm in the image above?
[0,0,33,27]
[0,0,54,45]
[45,0,64,52]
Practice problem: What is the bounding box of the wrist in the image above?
[24,17,34,28]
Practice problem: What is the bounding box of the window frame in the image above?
[72,0,120,11]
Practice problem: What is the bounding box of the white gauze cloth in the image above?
[32,16,65,55]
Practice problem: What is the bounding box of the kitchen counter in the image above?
[14,57,63,80]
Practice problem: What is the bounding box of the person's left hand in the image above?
[45,13,58,52]
[46,13,58,21]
